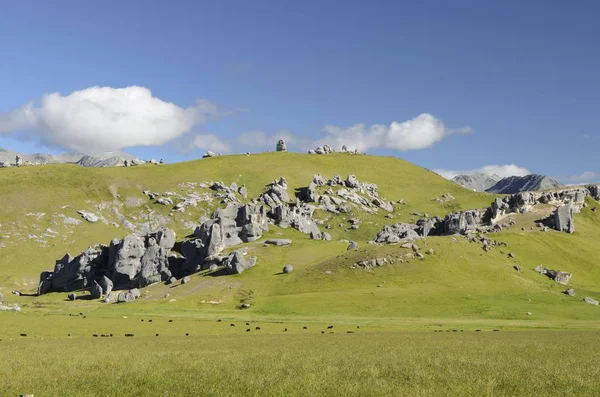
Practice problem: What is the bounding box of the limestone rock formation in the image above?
[276,139,287,152]
[38,228,176,294]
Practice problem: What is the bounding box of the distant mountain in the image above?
[451,172,502,192]
[76,154,143,167]
[0,147,142,167]
[486,174,563,194]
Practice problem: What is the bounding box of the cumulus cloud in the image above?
[190,134,231,153]
[315,113,472,152]
[433,164,532,180]
[0,86,222,152]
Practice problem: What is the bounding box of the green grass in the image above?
[1,331,599,396]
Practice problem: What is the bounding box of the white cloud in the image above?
[0,86,221,152]
[434,164,532,180]
[316,113,472,152]
[561,171,600,185]
[237,130,302,151]
[190,134,231,153]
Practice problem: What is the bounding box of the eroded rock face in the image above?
[443,210,482,235]
[551,203,575,234]
[38,228,176,294]
[181,204,269,274]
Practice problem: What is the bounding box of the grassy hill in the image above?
[1,153,599,396]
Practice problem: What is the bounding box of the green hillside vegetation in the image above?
[1,153,599,396]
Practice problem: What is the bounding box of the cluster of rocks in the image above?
[371,187,599,244]
[352,257,389,270]
[534,265,572,285]
[38,228,176,295]
[308,145,334,155]
[305,174,394,215]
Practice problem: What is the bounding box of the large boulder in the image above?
[226,251,257,274]
[90,281,102,299]
[276,139,287,152]
[117,291,136,303]
[442,210,482,235]
[98,276,113,296]
[584,297,599,306]
[282,265,293,274]
[552,203,575,233]
[345,175,360,189]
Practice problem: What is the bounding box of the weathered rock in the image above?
[276,139,287,152]
[77,210,99,223]
[313,174,328,187]
[269,203,322,239]
[321,232,332,241]
[202,151,216,158]
[238,185,248,198]
[552,203,575,233]
[226,250,257,274]
[345,175,360,189]
[156,197,173,206]
[553,271,572,285]
[209,264,218,272]
[564,288,576,296]
[129,288,141,299]
[98,275,113,296]
[443,210,482,235]
[67,292,76,301]
[117,292,136,303]
[347,241,359,251]
[373,223,421,243]
[90,281,102,299]
[584,297,599,305]
[183,204,268,273]
[181,276,191,285]
[166,277,177,285]
[282,265,293,274]
[264,239,292,247]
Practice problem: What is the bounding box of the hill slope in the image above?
[0,152,598,329]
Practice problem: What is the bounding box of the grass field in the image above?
[1,331,599,396]
[1,153,599,396]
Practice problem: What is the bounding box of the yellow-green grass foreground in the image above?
[1,331,599,396]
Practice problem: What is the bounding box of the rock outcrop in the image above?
[178,204,269,274]
[38,228,176,294]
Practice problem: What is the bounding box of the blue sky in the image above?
[1,0,599,182]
